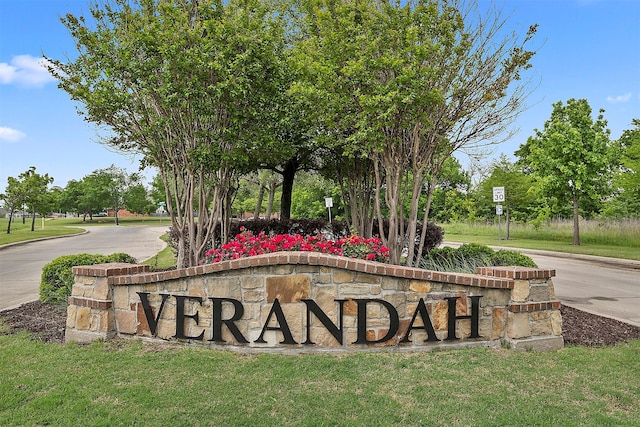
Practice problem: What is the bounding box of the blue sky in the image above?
[1,0,639,190]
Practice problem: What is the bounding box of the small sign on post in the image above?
[325,197,333,223]
[496,204,503,216]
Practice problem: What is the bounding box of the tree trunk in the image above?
[405,170,425,267]
[253,185,265,219]
[266,183,275,219]
[280,158,298,220]
[30,208,36,232]
[6,211,14,234]
[416,174,437,262]
[572,193,580,245]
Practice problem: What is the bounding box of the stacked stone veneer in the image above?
[65,252,563,352]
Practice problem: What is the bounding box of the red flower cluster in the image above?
[201,228,389,264]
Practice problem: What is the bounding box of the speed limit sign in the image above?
[493,187,505,202]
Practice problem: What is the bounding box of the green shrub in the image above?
[491,249,537,268]
[420,243,536,273]
[40,253,136,303]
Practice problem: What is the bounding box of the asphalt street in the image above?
[442,242,640,327]
[0,226,168,310]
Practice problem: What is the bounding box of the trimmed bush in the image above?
[420,243,536,273]
[491,249,538,267]
[40,253,136,303]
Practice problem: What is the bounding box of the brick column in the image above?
[478,266,564,351]
[65,263,149,343]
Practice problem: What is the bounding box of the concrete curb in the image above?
[0,227,89,251]
[441,241,640,271]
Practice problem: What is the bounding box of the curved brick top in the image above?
[73,252,555,290]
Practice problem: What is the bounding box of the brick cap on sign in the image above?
[72,263,150,277]
[71,252,544,289]
[476,266,556,280]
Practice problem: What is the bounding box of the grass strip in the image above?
[0,334,638,426]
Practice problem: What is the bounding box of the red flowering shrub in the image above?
[201,228,389,264]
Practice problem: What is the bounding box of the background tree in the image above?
[19,167,54,232]
[49,186,64,216]
[124,183,153,214]
[604,119,640,217]
[147,173,167,215]
[60,179,95,220]
[1,175,26,234]
[425,156,472,223]
[515,99,613,245]
[474,155,535,237]
[48,0,287,267]
[290,171,340,220]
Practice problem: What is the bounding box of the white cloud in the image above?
[0,127,27,143]
[606,93,632,103]
[0,55,56,88]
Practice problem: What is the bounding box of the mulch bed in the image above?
[1,300,640,347]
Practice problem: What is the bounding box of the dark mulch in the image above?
[1,300,640,347]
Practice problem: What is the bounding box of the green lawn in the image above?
[0,333,638,426]
[442,219,640,261]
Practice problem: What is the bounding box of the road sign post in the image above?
[493,187,505,242]
[496,204,503,242]
[325,197,333,223]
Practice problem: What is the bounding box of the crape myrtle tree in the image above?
[47,0,286,267]
[326,150,378,237]
[515,99,614,245]
[291,0,537,265]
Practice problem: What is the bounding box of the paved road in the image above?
[441,242,640,327]
[0,226,169,310]
[526,252,640,327]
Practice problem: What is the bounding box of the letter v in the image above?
[137,292,170,336]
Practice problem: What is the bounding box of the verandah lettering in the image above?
[136,293,482,344]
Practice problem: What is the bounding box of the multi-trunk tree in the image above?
[48,0,287,267]
[291,0,538,265]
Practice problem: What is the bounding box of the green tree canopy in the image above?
[47,0,287,267]
[609,119,640,217]
[515,98,614,245]
[292,0,538,264]
[1,176,26,234]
